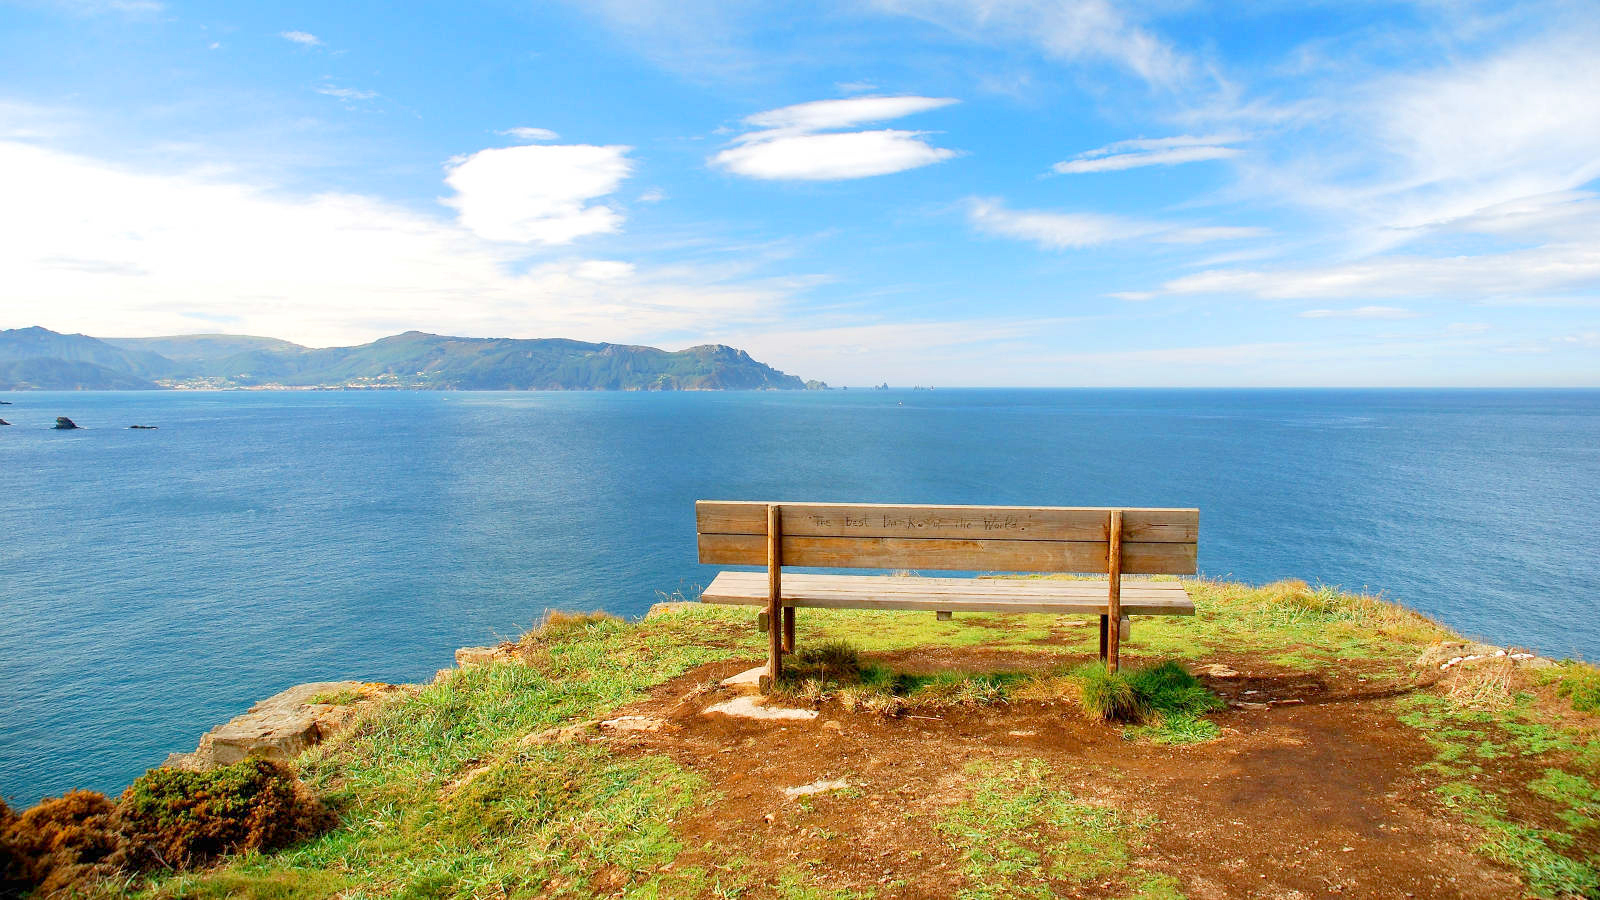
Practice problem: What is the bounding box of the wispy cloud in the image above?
[712,96,960,180]
[442,143,634,244]
[279,30,321,47]
[1053,134,1241,174]
[499,126,561,143]
[967,198,1262,249]
[1300,306,1418,320]
[1160,244,1600,303]
[867,0,1192,88]
[315,85,377,102]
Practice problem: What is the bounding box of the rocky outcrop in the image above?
[165,681,404,770]
[1415,640,1554,672]
[0,418,9,426]
[53,417,79,430]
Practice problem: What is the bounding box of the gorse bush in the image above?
[0,759,331,896]
[113,758,334,871]
[0,789,121,895]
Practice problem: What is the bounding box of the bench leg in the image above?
[1098,614,1109,663]
[782,606,795,653]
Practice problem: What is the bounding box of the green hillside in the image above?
[0,328,813,391]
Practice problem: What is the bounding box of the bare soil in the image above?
[600,650,1542,899]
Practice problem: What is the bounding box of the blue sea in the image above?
[2,389,1598,805]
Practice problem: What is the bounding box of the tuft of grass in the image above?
[1071,664,1148,723]
[521,610,623,645]
[305,688,363,706]
[1067,661,1222,744]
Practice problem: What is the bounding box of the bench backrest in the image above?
[696,501,1197,575]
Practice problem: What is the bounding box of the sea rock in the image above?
[53,416,79,430]
[128,424,158,430]
[166,681,401,770]
[454,643,521,668]
[0,419,10,426]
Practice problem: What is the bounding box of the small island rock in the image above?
[0,418,10,426]
[128,424,158,429]
[53,416,79,430]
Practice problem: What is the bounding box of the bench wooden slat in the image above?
[698,532,1197,575]
[700,571,1195,616]
[697,501,1197,543]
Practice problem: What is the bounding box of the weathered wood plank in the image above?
[766,504,783,686]
[697,501,1198,543]
[699,572,1195,616]
[698,533,1197,574]
[1107,508,1123,672]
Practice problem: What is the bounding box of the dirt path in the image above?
[605,654,1532,899]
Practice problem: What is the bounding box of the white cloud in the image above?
[715,130,958,181]
[868,0,1191,87]
[0,140,793,347]
[441,143,633,244]
[967,198,1262,249]
[500,126,560,142]
[1300,306,1418,320]
[713,95,960,181]
[315,85,376,102]
[1053,134,1241,174]
[279,30,321,46]
[741,96,957,136]
[1160,244,1600,302]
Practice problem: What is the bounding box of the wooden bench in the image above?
[695,501,1199,688]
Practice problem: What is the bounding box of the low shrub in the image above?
[1,789,121,894]
[112,758,334,871]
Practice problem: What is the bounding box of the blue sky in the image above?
[2,0,1598,386]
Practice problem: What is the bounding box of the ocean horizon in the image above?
[3,387,1597,806]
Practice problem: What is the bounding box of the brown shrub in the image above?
[110,758,334,872]
[1,797,29,897]
[1,790,121,895]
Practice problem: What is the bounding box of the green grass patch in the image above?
[1542,661,1600,714]
[936,759,1159,899]
[1065,661,1223,744]
[304,688,362,706]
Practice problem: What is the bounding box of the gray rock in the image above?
[176,681,399,769]
[53,416,79,430]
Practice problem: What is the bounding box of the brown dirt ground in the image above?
[593,648,1547,900]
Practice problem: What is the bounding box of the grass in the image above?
[35,581,1586,899]
[140,609,762,899]
[1395,691,1600,898]
[935,759,1164,899]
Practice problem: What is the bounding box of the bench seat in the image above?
[700,571,1195,617]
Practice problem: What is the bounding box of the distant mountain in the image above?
[104,334,307,364]
[0,327,815,391]
[0,358,163,390]
[0,326,181,380]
